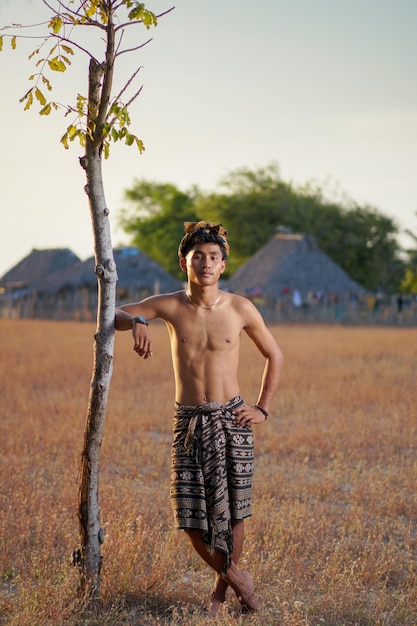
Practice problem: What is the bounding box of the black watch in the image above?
[132,315,149,327]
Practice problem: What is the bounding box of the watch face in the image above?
[135,315,148,325]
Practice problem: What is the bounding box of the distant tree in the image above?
[119,163,403,290]
[314,204,403,292]
[1,0,170,599]
[400,220,417,294]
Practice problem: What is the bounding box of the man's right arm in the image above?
[114,307,140,330]
[115,303,154,359]
[115,293,176,359]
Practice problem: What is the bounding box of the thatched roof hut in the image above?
[0,248,80,292]
[0,246,182,320]
[227,233,364,303]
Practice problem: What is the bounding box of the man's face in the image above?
[180,242,226,285]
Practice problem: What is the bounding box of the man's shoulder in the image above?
[224,291,265,326]
[225,291,253,309]
[139,290,184,319]
[158,290,184,300]
[152,290,184,309]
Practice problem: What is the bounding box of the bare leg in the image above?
[210,520,244,614]
[185,526,258,614]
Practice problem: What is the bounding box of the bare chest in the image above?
[168,308,241,352]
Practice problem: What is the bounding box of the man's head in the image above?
[178,221,229,261]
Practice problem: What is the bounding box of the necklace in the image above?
[186,292,221,309]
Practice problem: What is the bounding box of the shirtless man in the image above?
[115,222,283,614]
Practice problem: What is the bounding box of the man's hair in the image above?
[178,221,229,260]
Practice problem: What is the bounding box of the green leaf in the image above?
[41,75,53,91]
[135,138,145,153]
[78,132,86,148]
[19,89,31,104]
[61,132,69,149]
[49,16,63,34]
[68,125,77,139]
[40,103,52,116]
[35,88,46,106]
[76,94,87,114]
[86,1,99,18]
[98,7,109,25]
[128,5,145,20]
[127,3,157,28]
[109,102,121,117]
[125,133,135,146]
[24,91,33,111]
[141,11,158,28]
[28,48,40,60]
[48,57,66,72]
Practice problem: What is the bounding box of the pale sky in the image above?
[1,0,416,276]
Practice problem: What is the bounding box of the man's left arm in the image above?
[234,303,284,426]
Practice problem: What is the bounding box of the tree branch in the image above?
[54,34,99,63]
[110,64,143,112]
[0,22,50,31]
[116,38,153,57]
[123,84,144,110]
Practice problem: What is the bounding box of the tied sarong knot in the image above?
[183,400,231,465]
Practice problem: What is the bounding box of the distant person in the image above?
[396,293,403,314]
[115,221,284,615]
[292,289,302,308]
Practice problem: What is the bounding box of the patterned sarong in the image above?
[170,395,254,572]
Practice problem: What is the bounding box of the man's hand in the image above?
[233,404,267,426]
[132,324,153,359]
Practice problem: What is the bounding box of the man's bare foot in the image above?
[208,574,228,616]
[224,569,259,613]
[236,572,259,613]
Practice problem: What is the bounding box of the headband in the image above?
[178,221,229,258]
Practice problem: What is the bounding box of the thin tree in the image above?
[1,0,172,599]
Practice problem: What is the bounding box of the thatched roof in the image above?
[3,246,182,295]
[227,234,364,299]
[0,248,80,290]
[0,246,182,296]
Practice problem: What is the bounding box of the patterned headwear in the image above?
[178,221,229,259]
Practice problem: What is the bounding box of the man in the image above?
[115,221,283,614]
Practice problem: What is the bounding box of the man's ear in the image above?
[179,257,187,273]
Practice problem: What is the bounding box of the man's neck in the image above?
[185,286,221,309]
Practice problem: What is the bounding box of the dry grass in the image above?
[0,320,416,626]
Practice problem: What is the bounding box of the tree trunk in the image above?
[76,57,117,599]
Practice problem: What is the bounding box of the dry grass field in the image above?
[0,319,416,626]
